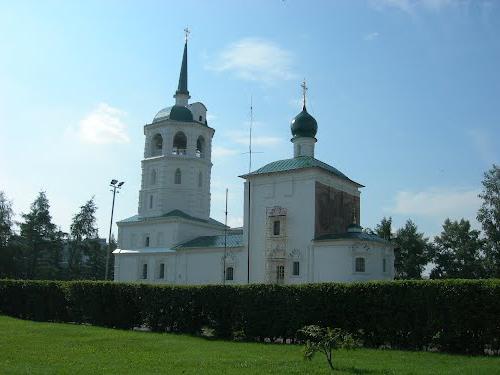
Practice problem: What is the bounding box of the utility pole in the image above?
[223,188,228,284]
[105,179,124,280]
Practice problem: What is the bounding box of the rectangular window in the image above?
[142,263,148,279]
[149,195,153,209]
[276,265,285,281]
[292,261,300,276]
[273,220,280,236]
[226,266,234,281]
[355,257,365,273]
[383,258,387,273]
[145,236,150,247]
[159,263,165,279]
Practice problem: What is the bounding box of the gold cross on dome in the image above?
[184,27,190,43]
[301,79,308,108]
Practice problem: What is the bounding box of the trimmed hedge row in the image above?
[0,279,499,354]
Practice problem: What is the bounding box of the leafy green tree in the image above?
[19,192,63,279]
[375,216,393,241]
[0,191,14,248]
[0,191,17,278]
[477,164,500,278]
[68,197,104,279]
[430,219,485,279]
[393,220,430,279]
[298,325,359,371]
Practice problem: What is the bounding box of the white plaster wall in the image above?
[244,170,316,283]
[312,241,394,282]
[114,247,245,285]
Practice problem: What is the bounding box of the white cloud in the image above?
[364,32,380,41]
[207,38,296,83]
[212,146,239,159]
[228,216,244,228]
[77,103,130,144]
[389,187,481,220]
[227,129,282,147]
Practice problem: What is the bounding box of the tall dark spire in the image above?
[176,40,189,96]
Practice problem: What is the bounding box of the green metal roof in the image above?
[240,156,363,187]
[176,41,189,96]
[173,232,243,249]
[117,209,226,228]
[315,232,390,244]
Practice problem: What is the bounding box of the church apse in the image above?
[314,182,360,238]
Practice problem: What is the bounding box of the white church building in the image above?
[113,38,394,285]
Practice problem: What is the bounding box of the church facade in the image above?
[113,39,394,285]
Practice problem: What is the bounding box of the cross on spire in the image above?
[184,27,190,43]
[301,79,308,109]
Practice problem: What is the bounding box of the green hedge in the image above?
[0,279,499,354]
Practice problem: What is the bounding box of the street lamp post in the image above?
[105,179,124,280]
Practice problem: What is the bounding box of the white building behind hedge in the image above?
[113,39,394,285]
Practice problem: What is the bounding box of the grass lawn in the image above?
[0,316,499,374]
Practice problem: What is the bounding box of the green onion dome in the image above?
[290,106,317,138]
[153,105,193,123]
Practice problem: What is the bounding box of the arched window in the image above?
[151,134,163,156]
[173,131,187,155]
[226,266,234,281]
[355,257,365,273]
[198,171,202,188]
[174,168,181,184]
[276,265,285,282]
[150,169,157,185]
[196,136,205,158]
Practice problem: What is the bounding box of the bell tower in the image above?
[138,31,214,220]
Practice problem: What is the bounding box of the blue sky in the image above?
[0,0,498,240]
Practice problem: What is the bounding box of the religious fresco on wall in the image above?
[314,182,360,238]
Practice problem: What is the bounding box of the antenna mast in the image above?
[249,97,253,173]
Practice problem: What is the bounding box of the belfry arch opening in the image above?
[151,134,163,156]
[196,136,205,158]
[172,131,187,155]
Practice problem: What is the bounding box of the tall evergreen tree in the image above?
[375,217,393,241]
[477,164,500,277]
[430,219,485,279]
[393,219,430,279]
[68,197,103,279]
[19,191,63,279]
[0,191,17,278]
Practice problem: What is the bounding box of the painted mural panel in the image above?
[314,182,360,237]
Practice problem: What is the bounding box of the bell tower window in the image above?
[196,136,205,158]
[151,134,163,156]
[173,131,187,155]
[150,169,157,185]
[175,168,182,184]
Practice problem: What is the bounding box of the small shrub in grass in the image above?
[298,325,359,371]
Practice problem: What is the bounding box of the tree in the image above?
[430,219,485,279]
[0,191,14,248]
[19,191,63,279]
[68,197,103,279]
[393,220,430,279]
[477,164,500,278]
[375,216,393,241]
[298,325,359,371]
[0,191,17,278]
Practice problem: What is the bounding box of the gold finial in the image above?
[300,78,308,109]
[184,27,190,43]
